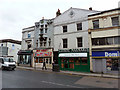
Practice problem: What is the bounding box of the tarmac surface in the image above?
[1,68,119,88]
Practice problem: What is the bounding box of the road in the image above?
[1,69,119,88]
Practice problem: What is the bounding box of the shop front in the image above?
[17,50,33,67]
[33,49,53,69]
[58,49,90,72]
[92,51,120,73]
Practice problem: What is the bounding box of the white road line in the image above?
[41,81,83,88]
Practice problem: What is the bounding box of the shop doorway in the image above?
[18,55,32,67]
[35,57,52,68]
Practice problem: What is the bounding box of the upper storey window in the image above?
[93,20,99,29]
[77,23,82,31]
[63,26,67,33]
[111,17,119,26]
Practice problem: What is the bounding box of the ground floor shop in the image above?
[58,49,90,72]
[17,50,33,67]
[33,49,53,69]
[92,51,120,73]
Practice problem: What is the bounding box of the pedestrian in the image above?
[42,59,47,70]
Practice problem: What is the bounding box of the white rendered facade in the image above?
[0,39,21,63]
[21,26,35,50]
[33,19,54,69]
[54,8,99,51]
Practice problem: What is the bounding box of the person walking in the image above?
[42,59,47,70]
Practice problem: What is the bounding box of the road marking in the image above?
[41,81,83,88]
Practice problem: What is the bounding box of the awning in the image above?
[17,50,33,55]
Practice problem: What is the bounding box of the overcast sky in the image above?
[0,0,119,41]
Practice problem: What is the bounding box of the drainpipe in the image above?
[88,30,93,72]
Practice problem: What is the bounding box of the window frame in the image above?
[93,20,99,29]
[63,38,68,48]
[77,23,82,31]
[77,37,83,47]
[111,16,119,26]
[63,26,67,33]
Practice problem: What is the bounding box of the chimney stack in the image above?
[89,7,92,10]
[56,9,61,17]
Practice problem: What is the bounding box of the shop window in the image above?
[111,17,119,26]
[35,58,39,63]
[69,58,74,63]
[63,26,67,33]
[64,60,69,68]
[69,64,74,69]
[81,58,88,64]
[77,23,82,30]
[61,58,64,68]
[61,59,64,63]
[106,59,112,71]
[39,58,43,63]
[75,58,80,65]
[61,63,64,68]
[63,39,67,48]
[111,59,119,71]
[69,58,74,69]
[93,20,99,29]
[77,37,82,47]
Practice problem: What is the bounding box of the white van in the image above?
[0,57,16,70]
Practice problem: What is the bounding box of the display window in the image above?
[81,57,88,65]
[39,58,43,63]
[106,58,119,71]
[75,58,80,65]
[69,58,74,69]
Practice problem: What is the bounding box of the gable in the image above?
[54,8,99,26]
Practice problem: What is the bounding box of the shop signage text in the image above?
[92,51,120,57]
[59,48,89,53]
[59,53,87,57]
[33,49,52,57]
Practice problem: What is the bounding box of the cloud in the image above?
[0,0,119,41]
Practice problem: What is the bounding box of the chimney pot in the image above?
[89,7,92,10]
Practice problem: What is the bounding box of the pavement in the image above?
[16,66,120,79]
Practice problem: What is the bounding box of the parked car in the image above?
[0,57,16,70]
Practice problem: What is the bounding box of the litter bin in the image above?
[52,64,60,72]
